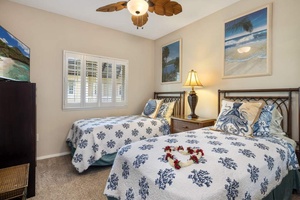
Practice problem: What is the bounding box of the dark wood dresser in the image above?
[0,81,36,198]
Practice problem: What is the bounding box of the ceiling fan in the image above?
[96,0,182,29]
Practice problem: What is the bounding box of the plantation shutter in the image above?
[85,56,99,107]
[64,52,83,108]
[101,60,113,104]
[63,51,128,109]
[115,63,126,103]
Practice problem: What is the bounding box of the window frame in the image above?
[63,50,128,110]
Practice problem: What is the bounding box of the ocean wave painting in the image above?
[0,26,30,81]
[223,4,271,78]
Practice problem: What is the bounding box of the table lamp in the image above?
[183,69,203,119]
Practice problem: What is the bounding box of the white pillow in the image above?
[269,108,285,135]
[141,99,163,118]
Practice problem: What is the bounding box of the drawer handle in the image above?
[182,126,188,129]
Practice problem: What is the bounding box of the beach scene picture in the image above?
[162,40,181,83]
[224,5,271,78]
[0,26,30,81]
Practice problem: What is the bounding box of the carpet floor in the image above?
[28,155,110,200]
[29,155,300,200]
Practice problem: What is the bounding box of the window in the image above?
[63,51,128,109]
[68,80,75,95]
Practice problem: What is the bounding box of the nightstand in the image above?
[170,115,215,133]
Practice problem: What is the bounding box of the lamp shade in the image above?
[184,70,203,87]
[127,0,149,16]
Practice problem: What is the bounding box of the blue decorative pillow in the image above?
[253,104,275,137]
[212,100,262,137]
[141,99,163,118]
[156,101,175,119]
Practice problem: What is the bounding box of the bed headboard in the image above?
[218,88,300,141]
[154,91,185,116]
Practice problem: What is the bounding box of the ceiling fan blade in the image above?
[154,5,165,16]
[164,2,182,16]
[148,0,155,13]
[152,0,182,16]
[96,1,127,12]
[172,3,182,15]
[150,0,168,15]
[131,13,149,27]
[151,0,169,5]
[148,6,155,13]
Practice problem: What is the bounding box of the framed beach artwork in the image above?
[223,4,272,78]
[161,39,181,84]
[0,26,30,81]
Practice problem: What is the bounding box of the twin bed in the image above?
[66,88,300,199]
[102,88,300,200]
[66,91,185,172]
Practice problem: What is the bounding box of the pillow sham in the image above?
[212,100,262,137]
[156,101,176,119]
[269,108,284,135]
[253,104,275,137]
[141,99,163,118]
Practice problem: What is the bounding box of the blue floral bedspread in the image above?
[104,127,299,200]
[66,115,170,173]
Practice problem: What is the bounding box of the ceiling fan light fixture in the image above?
[127,0,149,16]
[96,0,182,28]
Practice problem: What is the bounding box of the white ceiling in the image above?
[10,0,241,40]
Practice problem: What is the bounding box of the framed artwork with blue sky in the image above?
[162,39,181,84]
[223,4,272,78]
[0,26,30,81]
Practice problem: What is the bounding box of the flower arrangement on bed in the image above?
[104,88,300,200]
[66,91,185,173]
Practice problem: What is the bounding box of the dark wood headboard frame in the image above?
[154,91,185,116]
[218,88,300,141]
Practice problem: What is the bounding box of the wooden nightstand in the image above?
[170,115,215,133]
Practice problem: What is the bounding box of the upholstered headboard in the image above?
[154,91,185,116]
[218,88,300,141]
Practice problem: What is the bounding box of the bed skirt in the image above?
[106,169,300,200]
[67,141,116,166]
[262,169,300,200]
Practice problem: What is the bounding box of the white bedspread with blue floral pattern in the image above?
[104,127,299,200]
[66,115,170,173]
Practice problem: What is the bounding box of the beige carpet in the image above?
[29,155,300,200]
[28,155,110,200]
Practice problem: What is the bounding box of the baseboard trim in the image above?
[37,152,71,160]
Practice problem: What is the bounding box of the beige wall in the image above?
[1,0,300,158]
[155,0,300,139]
[0,1,155,158]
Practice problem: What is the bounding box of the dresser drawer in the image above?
[171,116,216,134]
[172,119,200,132]
[199,120,215,128]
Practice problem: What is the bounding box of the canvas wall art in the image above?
[0,26,30,81]
[162,39,181,84]
[223,4,272,78]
